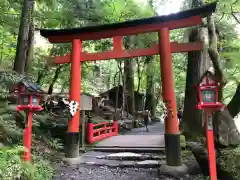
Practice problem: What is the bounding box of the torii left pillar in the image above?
[65,39,82,159]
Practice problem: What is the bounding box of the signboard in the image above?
[80,93,92,110]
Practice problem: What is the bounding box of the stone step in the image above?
[80,152,167,168]
[96,152,166,161]
[83,159,164,168]
[92,147,165,153]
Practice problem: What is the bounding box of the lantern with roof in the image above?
[14,80,44,161]
[15,80,44,112]
[196,70,224,111]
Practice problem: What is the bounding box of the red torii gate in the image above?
[40,2,216,168]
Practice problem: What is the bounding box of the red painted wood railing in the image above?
[87,121,118,144]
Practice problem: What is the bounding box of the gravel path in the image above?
[53,122,205,180]
[53,166,204,180]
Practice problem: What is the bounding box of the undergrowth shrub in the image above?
[0,146,54,180]
[0,100,63,179]
[0,115,23,144]
[46,138,64,150]
[219,146,240,180]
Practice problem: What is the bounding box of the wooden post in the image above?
[23,111,33,162]
[205,112,217,180]
[80,110,85,150]
[87,122,94,144]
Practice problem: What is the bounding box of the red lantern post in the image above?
[15,83,43,162]
[196,71,224,180]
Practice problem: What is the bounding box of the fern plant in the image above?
[0,146,54,180]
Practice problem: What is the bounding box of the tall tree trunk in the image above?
[115,66,121,114]
[13,0,35,74]
[136,57,141,92]
[144,0,157,118]
[124,59,135,115]
[13,0,35,128]
[25,22,34,73]
[118,61,125,118]
[227,84,240,118]
[48,65,63,94]
[145,56,156,118]
[36,45,56,84]
[180,0,209,140]
[207,14,240,146]
[207,14,225,143]
[94,63,103,93]
[181,0,240,146]
[124,37,135,125]
[181,28,209,139]
[36,64,48,84]
[106,71,111,90]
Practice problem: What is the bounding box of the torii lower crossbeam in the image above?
[52,41,203,64]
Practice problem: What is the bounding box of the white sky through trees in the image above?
[155,0,184,15]
[134,0,184,15]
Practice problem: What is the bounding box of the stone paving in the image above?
[94,122,165,149]
[53,122,204,180]
[94,135,165,148]
[124,122,164,135]
[79,151,166,168]
[70,122,166,167]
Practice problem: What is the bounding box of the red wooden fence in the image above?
[87,121,118,144]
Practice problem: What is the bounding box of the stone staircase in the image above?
[79,151,167,168]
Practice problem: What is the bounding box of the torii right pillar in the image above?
[159,28,188,175]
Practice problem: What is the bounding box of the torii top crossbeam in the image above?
[40,2,217,43]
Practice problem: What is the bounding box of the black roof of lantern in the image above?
[18,80,44,93]
[199,70,217,84]
[40,2,217,38]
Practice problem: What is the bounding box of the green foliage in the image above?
[0,114,23,144]
[219,146,240,180]
[42,137,64,151]
[0,104,57,180]
[0,146,54,180]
